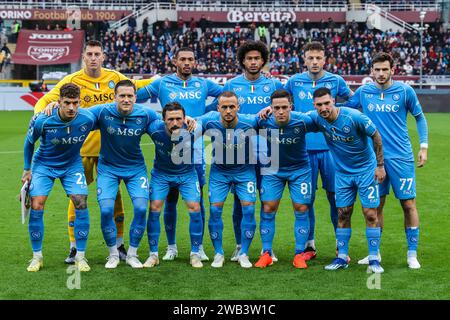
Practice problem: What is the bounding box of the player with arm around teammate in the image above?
[22,83,96,272]
[308,87,386,273]
[144,102,204,269]
[88,80,160,269]
[254,89,317,269]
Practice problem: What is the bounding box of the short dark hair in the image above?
[174,47,195,58]
[313,87,331,100]
[302,41,325,55]
[60,83,80,99]
[84,40,103,51]
[237,40,269,69]
[217,90,238,103]
[114,79,136,94]
[371,52,394,68]
[270,89,292,104]
[163,101,185,119]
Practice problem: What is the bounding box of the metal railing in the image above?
[0,0,441,11]
[109,2,176,30]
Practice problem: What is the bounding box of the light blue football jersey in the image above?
[345,81,425,161]
[285,71,352,151]
[258,111,316,171]
[89,103,160,170]
[224,74,283,114]
[147,120,196,175]
[26,108,96,168]
[196,111,258,173]
[136,73,223,117]
[307,107,377,175]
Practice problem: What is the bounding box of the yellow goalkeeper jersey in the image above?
[34,68,153,157]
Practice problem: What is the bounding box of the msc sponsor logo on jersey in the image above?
[169,91,202,100]
[107,127,143,136]
[324,132,354,143]
[55,135,87,144]
[367,103,400,112]
[84,93,115,104]
[240,96,271,105]
[269,136,301,145]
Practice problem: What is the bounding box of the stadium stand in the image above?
[98,20,449,76]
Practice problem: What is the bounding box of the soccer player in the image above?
[22,83,96,272]
[196,91,258,268]
[308,87,386,273]
[221,40,283,263]
[145,102,203,268]
[284,41,353,260]
[255,89,315,269]
[344,53,428,269]
[88,80,160,269]
[34,40,155,264]
[136,47,223,262]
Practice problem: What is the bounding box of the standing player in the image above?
[88,80,160,269]
[145,102,203,268]
[22,84,95,272]
[34,40,155,264]
[196,91,258,268]
[221,40,283,263]
[344,53,428,269]
[284,41,353,260]
[136,47,223,262]
[308,88,386,273]
[255,89,315,269]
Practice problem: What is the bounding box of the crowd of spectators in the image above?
[98,18,450,76]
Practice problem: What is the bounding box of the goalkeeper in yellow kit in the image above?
[34,40,155,264]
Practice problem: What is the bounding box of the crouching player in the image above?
[308,87,386,273]
[89,80,161,269]
[22,83,95,272]
[255,89,316,269]
[145,102,203,268]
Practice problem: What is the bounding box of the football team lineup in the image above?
[20,40,428,277]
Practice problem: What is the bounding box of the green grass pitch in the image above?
[0,111,449,300]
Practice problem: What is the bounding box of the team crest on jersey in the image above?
[79,125,88,132]
[299,91,306,100]
[51,138,61,145]
[342,126,351,134]
[194,82,201,88]
[29,183,34,191]
[136,117,142,125]
[294,127,300,134]
[325,83,332,89]
[263,85,270,93]
[238,96,245,104]
[392,94,400,101]
[367,103,375,112]
[169,92,177,100]
[84,95,92,103]
[97,188,102,195]
[108,80,115,89]
[107,126,116,134]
